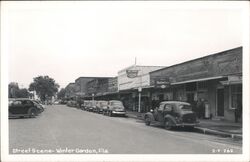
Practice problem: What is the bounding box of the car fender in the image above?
[164,115,177,126]
[144,113,155,121]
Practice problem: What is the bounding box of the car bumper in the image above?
[112,111,126,115]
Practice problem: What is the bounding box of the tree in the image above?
[9,82,31,98]
[57,88,66,99]
[16,88,30,98]
[9,82,19,98]
[29,76,59,101]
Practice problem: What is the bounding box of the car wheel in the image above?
[164,119,172,130]
[145,116,151,126]
[29,109,37,118]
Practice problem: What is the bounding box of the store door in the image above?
[217,88,224,116]
[187,93,195,104]
[158,94,164,102]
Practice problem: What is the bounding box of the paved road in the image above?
[9,105,242,154]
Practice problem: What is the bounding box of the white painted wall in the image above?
[118,65,164,91]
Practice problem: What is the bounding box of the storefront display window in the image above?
[230,84,242,109]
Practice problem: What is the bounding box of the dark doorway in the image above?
[217,88,224,116]
[187,93,195,104]
[158,94,164,102]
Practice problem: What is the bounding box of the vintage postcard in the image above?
[1,1,249,162]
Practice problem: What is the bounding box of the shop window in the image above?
[198,81,207,91]
[230,84,242,109]
[185,82,197,92]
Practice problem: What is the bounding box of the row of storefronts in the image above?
[65,47,242,122]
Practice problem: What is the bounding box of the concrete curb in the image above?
[126,114,242,140]
[194,127,242,140]
[126,114,143,120]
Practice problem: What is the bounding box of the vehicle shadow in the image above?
[145,124,196,132]
[9,116,37,120]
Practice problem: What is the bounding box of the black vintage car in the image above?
[144,101,199,130]
[9,98,43,118]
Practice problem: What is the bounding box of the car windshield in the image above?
[100,102,108,106]
[179,104,192,111]
[111,102,123,106]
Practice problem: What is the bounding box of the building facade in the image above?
[65,47,242,122]
[117,65,165,112]
[149,47,242,122]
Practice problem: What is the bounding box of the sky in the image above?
[2,1,244,89]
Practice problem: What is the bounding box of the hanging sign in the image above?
[154,78,170,88]
[126,70,139,78]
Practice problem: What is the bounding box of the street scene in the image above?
[2,1,249,162]
[9,104,242,154]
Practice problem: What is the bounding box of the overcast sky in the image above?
[3,1,244,89]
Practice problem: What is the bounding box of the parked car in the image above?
[60,100,68,104]
[105,100,126,117]
[66,100,77,107]
[54,100,60,105]
[9,98,43,118]
[96,100,108,114]
[84,100,96,112]
[82,100,89,110]
[144,101,199,130]
[32,100,45,112]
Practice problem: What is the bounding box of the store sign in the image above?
[154,78,170,88]
[126,70,139,78]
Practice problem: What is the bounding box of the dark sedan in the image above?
[9,98,43,118]
[144,101,199,130]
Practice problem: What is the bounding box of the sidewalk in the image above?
[126,111,242,139]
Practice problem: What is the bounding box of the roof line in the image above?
[150,46,242,74]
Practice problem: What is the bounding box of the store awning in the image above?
[171,76,226,85]
[220,75,242,85]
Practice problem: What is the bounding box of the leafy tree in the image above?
[57,88,66,99]
[9,82,19,98]
[9,82,31,98]
[16,88,30,98]
[29,76,59,101]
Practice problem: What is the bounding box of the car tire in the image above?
[145,116,151,126]
[29,109,37,118]
[164,119,173,130]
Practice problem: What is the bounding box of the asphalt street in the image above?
[9,105,242,154]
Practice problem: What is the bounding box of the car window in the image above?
[9,100,14,106]
[164,104,173,112]
[110,102,123,106]
[158,103,164,111]
[179,104,192,111]
[22,100,33,106]
[11,100,22,106]
[100,102,108,106]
